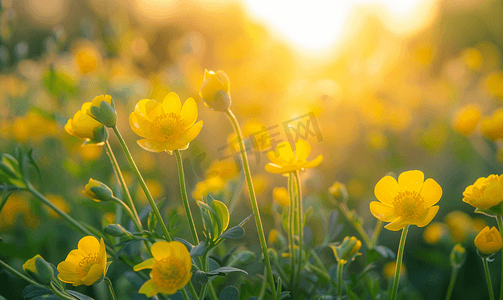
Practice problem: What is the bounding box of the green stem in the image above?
[199,255,208,299]
[105,140,142,230]
[294,170,303,291]
[445,266,458,300]
[337,262,343,300]
[187,282,199,300]
[174,150,199,245]
[370,220,383,249]
[0,259,42,287]
[258,268,269,300]
[288,173,295,291]
[50,282,76,300]
[104,277,117,300]
[338,203,372,248]
[225,109,276,299]
[307,263,336,287]
[181,288,191,300]
[111,126,171,242]
[390,225,409,300]
[111,197,137,225]
[496,216,503,300]
[484,257,496,300]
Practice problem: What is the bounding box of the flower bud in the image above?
[23,255,55,285]
[65,102,106,144]
[104,224,132,237]
[268,228,286,249]
[83,178,113,202]
[450,244,466,268]
[329,181,348,204]
[0,153,25,188]
[475,226,503,256]
[86,95,117,127]
[199,69,231,111]
[331,236,362,264]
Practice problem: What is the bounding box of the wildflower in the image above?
[423,222,448,245]
[133,241,192,297]
[462,175,503,210]
[199,69,231,111]
[330,236,362,264]
[450,244,467,268]
[129,92,203,153]
[65,102,106,144]
[74,43,100,74]
[83,179,114,202]
[474,226,503,255]
[86,95,117,127]
[370,170,442,231]
[23,255,55,285]
[452,104,481,136]
[481,109,503,141]
[328,181,348,204]
[265,139,323,174]
[57,236,108,286]
[273,187,290,207]
[445,211,473,243]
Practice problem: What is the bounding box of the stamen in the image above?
[151,257,188,291]
[77,253,101,279]
[392,190,425,220]
[150,113,185,142]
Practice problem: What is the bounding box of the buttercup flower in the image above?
[129,92,203,153]
[133,241,192,297]
[481,109,503,141]
[86,95,117,127]
[474,226,503,255]
[199,69,231,111]
[83,178,113,202]
[445,210,473,242]
[23,255,55,285]
[423,222,448,245]
[452,104,481,136]
[273,187,290,207]
[330,236,362,264]
[65,102,106,144]
[57,236,108,286]
[370,170,442,231]
[265,139,323,174]
[463,175,503,210]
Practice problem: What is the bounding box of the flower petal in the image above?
[129,112,152,138]
[374,176,399,205]
[180,97,198,129]
[162,92,181,114]
[179,120,203,145]
[384,217,406,231]
[151,241,174,260]
[133,258,156,271]
[416,206,439,227]
[78,236,100,256]
[369,201,397,222]
[65,249,84,265]
[171,241,191,271]
[57,261,77,274]
[82,263,103,286]
[398,170,424,193]
[57,270,79,284]
[265,163,291,174]
[420,178,442,207]
[137,139,168,153]
[295,140,311,161]
[99,238,107,273]
[302,155,323,169]
[139,279,158,298]
[276,142,295,162]
[135,99,161,120]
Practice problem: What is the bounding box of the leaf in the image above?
[212,200,230,235]
[193,270,208,285]
[220,227,245,240]
[219,286,239,300]
[190,241,206,257]
[279,291,291,300]
[238,214,254,227]
[67,290,95,300]
[174,237,194,251]
[207,266,248,276]
[22,285,52,299]
[345,283,359,300]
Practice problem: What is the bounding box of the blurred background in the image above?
[1,0,503,298]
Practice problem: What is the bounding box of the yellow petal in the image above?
[295,139,311,161]
[180,97,198,129]
[57,270,79,284]
[129,112,152,138]
[151,241,174,260]
[99,238,107,273]
[420,178,442,207]
[82,263,103,286]
[266,150,284,166]
[57,261,78,274]
[265,163,290,174]
[179,120,203,145]
[384,217,406,231]
[78,236,100,256]
[162,92,181,114]
[416,206,439,227]
[398,170,424,193]
[65,249,84,265]
[171,241,191,271]
[374,176,399,205]
[135,99,159,117]
[302,154,323,169]
[137,139,168,153]
[139,279,158,298]
[369,201,397,222]
[275,142,295,162]
[134,258,156,271]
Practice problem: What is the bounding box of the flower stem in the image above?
[496,216,503,300]
[337,261,343,300]
[0,259,42,287]
[49,282,76,300]
[105,140,142,230]
[288,173,295,291]
[225,109,277,299]
[174,150,199,245]
[484,257,496,300]
[294,170,303,290]
[111,126,171,242]
[390,225,409,300]
[370,220,383,249]
[445,266,458,300]
[104,277,117,300]
[337,202,372,248]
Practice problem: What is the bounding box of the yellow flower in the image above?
[474,226,503,255]
[86,95,117,127]
[65,102,105,143]
[199,69,231,111]
[370,170,442,231]
[485,71,503,99]
[328,181,348,203]
[452,104,481,136]
[481,109,503,141]
[273,187,290,207]
[207,161,239,181]
[462,175,503,209]
[265,139,323,174]
[129,92,203,153]
[133,241,192,297]
[445,211,473,243]
[461,48,482,70]
[57,236,108,286]
[330,236,362,265]
[79,145,103,161]
[423,222,448,245]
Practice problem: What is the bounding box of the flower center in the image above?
[150,113,185,142]
[151,257,188,292]
[77,253,101,279]
[392,191,425,220]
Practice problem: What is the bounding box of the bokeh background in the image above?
[1,0,503,299]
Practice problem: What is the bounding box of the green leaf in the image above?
[190,241,206,257]
[193,270,208,285]
[345,283,360,300]
[212,200,230,236]
[207,267,248,276]
[220,227,245,240]
[67,290,95,300]
[22,285,52,299]
[237,214,254,227]
[219,286,239,300]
